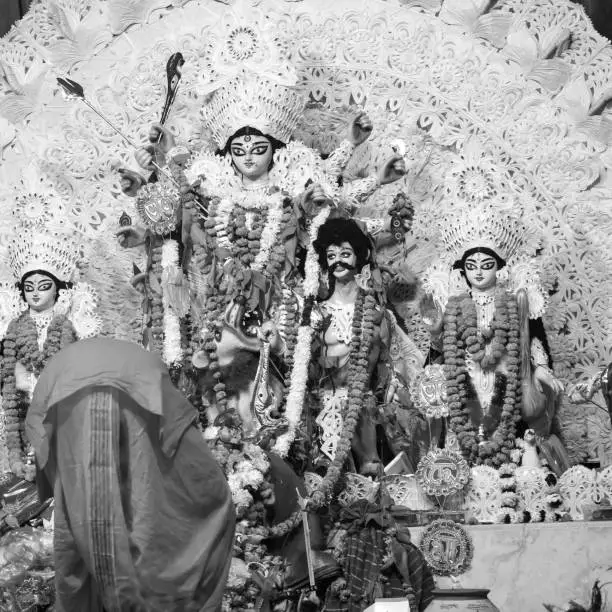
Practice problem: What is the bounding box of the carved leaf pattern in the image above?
[464,466,502,523]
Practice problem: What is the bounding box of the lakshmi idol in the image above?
[0,195,101,481]
[421,203,569,474]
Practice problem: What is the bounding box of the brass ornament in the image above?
[416,448,470,497]
[419,519,473,576]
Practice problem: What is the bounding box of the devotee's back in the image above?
[26,337,235,612]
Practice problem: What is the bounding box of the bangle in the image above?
[167,146,190,164]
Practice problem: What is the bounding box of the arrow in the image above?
[57,76,179,188]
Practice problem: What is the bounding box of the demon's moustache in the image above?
[328,261,356,273]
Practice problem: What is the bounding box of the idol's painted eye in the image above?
[251,144,270,156]
[231,147,246,157]
[481,261,496,270]
[24,283,34,292]
[465,262,477,270]
[37,281,54,291]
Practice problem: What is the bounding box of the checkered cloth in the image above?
[324,501,434,611]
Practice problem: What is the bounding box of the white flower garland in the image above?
[161,239,183,367]
[252,192,284,272]
[214,197,234,249]
[303,207,331,296]
[273,206,330,457]
[273,324,314,457]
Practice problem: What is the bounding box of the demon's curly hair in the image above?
[312,217,372,271]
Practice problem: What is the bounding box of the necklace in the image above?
[241,177,270,192]
[323,302,355,346]
[470,287,496,306]
[29,309,54,350]
[470,288,496,330]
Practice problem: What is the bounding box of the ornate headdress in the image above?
[437,203,526,265]
[195,0,304,149]
[202,75,304,149]
[7,180,81,283]
[423,202,547,316]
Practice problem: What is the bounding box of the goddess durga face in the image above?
[229,134,274,182]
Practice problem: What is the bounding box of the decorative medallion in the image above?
[410,364,449,419]
[135,180,180,235]
[419,519,473,576]
[416,449,470,497]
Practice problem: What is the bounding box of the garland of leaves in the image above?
[2,311,76,478]
[443,291,520,468]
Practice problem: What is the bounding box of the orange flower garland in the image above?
[148,239,165,355]
[443,291,520,467]
[309,287,378,507]
[2,311,77,477]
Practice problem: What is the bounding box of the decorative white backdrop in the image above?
[0,0,610,462]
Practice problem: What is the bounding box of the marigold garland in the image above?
[443,290,520,468]
[309,288,377,507]
[148,239,165,355]
[2,310,76,478]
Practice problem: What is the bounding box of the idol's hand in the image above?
[385,379,410,406]
[304,182,328,207]
[534,365,564,395]
[15,361,34,394]
[349,111,373,145]
[24,464,37,482]
[420,293,444,334]
[567,381,594,403]
[116,225,146,248]
[147,121,176,154]
[118,167,146,197]
[130,271,147,294]
[378,155,406,185]
[134,122,177,170]
[134,145,156,171]
[259,320,283,354]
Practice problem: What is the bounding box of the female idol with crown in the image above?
[0,193,101,482]
[421,203,570,475]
